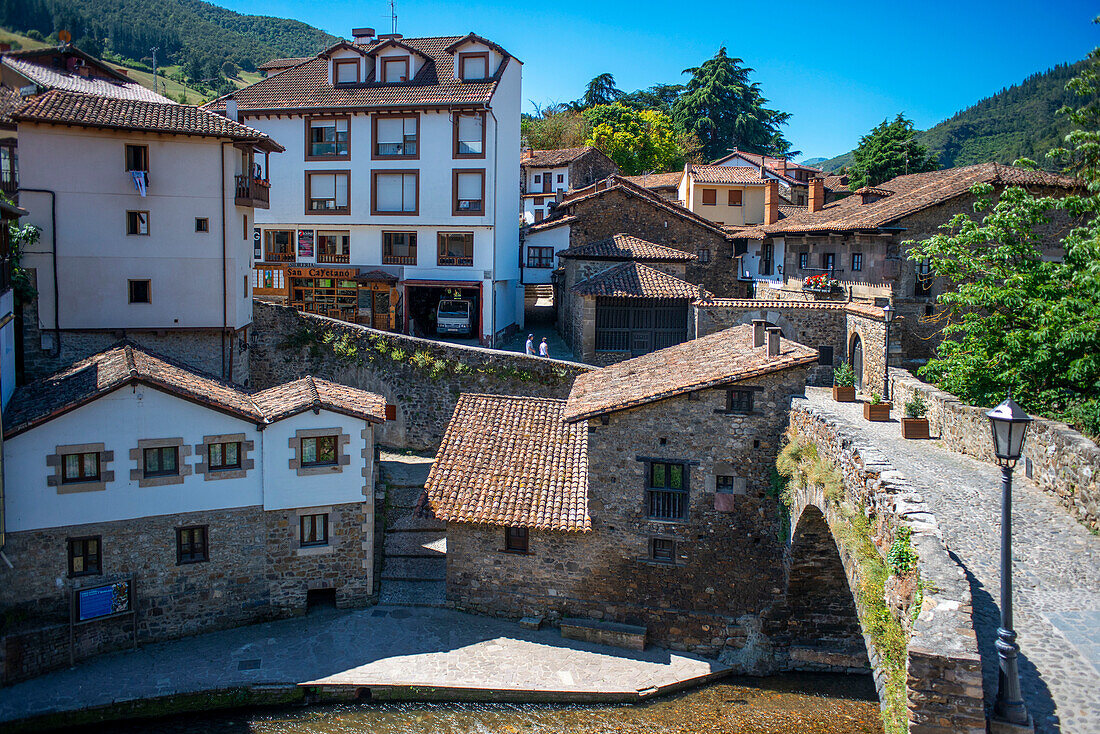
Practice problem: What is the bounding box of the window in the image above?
[317,230,350,263]
[243,215,249,241]
[852,252,863,272]
[243,274,248,298]
[307,117,350,159]
[818,345,834,365]
[716,475,737,493]
[126,210,149,235]
[799,252,808,270]
[207,441,241,471]
[300,513,329,547]
[728,190,743,206]
[647,461,688,521]
[374,115,418,158]
[383,231,417,264]
[62,451,100,484]
[143,446,179,477]
[533,174,541,185]
[301,435,338,466]
[454,112,485,158]
[696,248,710,263]
[195,217,209,233]
[128,279,151,304]
[453,169,485,215]
[438,232,474,266]
[726,389,754,413]
[556,174,564,184]
[533,210,544,223]
[125,144,148,172]
[264,230,294,262]
[760,243,773,276]
[332,59,359,84]
[68,536,101,577]
[527,246,553,268]
[650,538,676,563]
[372,170,418,214]
[305,171,350,213]
[701,188,717,205]
[176,526,208,564]
[458,52,489,81]
[381,56,409,83]
[505,527,528,553]
[822,252,836,272]
[915,259,933,296]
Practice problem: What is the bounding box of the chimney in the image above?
[352,27,376,44]
[809,177,824,213]
[780,157,788,175]
[521,147,533,161]
[764,179,779,226]
[752,319,767,348]
[766,327,782,357]
[225,99,238,122]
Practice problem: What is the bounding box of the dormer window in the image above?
[333,59,359,84]
[458,52,489,81]
[381,57,409,83]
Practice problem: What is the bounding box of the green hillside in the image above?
[816,59,1088,172]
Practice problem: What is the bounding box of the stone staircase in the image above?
[377,452,447,606]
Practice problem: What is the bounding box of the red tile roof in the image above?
[622,171,683,190]
[563,325,818,422]
[257,57,312,71]
[524,214,578,233]
[14,90,284,151]
[571,261,710,299]
[687,163,770,185]
[558,175,731,239]
[823,174,849,193]
[3,343,384,437]
[522,146,601,167]
[425,394,591,532]
[558,233,696,262]
[3,56,171,103]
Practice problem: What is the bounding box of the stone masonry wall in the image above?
[889,368,1100,531]
[251,301,590,450]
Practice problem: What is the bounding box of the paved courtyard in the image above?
[803,388,1100,734]
[0,606,727,725]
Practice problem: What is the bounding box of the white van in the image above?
[436,299,472,335]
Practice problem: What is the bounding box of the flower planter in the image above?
[832,386,856,402]
[864,402,892,421]
[901,417,930,439]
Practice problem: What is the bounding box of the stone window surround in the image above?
[47,443,114,494]
[130,438,192,488]
[294,505,335,556]
[638,534,686,567]
[289,428,351,477]
[714,385,765,415]
[193,433,256,481]
[637,456,697,525]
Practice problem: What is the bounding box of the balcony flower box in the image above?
[901,417,930,439]
[832,386,856,402]
[864,401,892,421]
[802,273,841,294]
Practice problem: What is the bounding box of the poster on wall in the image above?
[297,229,314,258]
[75,579,133,623]
[253,227,262,260]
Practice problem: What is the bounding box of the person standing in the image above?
[539,337,550,358]
[525,334,535,355]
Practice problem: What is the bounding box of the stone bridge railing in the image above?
[788,397,986,734]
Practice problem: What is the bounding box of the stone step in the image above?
[388,513,446,532]
[380,556,446,581]
[377,579,447,607]
[384,530,446,557]
[379,460,433,488]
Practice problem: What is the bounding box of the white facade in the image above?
[0,289,14,409]
[739,236,786,288]
[521,165,568,225]
[521,222,571,285]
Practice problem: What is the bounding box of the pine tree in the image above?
[848,114,938,189]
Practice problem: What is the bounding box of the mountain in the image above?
[799,157,827,167]
[816,60,1088,173]
[0,0,341,70]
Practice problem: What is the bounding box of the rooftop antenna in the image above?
[150,46,159,96]
[390,0,398,34]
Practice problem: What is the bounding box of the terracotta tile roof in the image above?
[823,174,849,193]
[724,226,767,240]
[425,394,590,532]
[559,175,731,239]
[763,163,1080,235]
[571,261,710,299]
[558,233,696,262]
[3,56,171,103]
[687,164,770,185]
[3,342,385,437]
[257,57,312,71]
[524,214,577,233]
[779,204,806,218]
[204,36,508,113]
[563,325,818,422]
[622,171,683,190]
[694,298,885,320]
[14,90,284,151]
[522,146,600,168]
[0,86,22,127]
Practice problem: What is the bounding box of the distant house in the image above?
[710,149,825,206]
[429,325,818,660]
[621,171,683,202]
[256,57,312,78]
[678,164,772,226]
[823,173,850,202]
[520,146,619,224]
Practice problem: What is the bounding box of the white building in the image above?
[519,146,618,225]
[0,199,26,410]
[211,30,523,345]
[13,90,283,385]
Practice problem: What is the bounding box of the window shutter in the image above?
[376,174,402,210]
[404,117,416,136]
[457,172,481,199]
[311,173,336,199]
[334,174,348,206]
[458,113,481,141]
[377,117,403,144]
[402,174,417,211]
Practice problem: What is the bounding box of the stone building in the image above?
[0,342,386,683]
[520,146,619,224]
[428,325,819,662]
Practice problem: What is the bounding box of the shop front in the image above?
[285,265,399,331]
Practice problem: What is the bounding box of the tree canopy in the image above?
[847,114,938,189]
[577,73,623,108]
[582,104,696,175]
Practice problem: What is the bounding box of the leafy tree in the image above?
[583,103,694,175]
[848,114,938,189]
[521,109,591,151]
[672,47,792,161]
[619,83,684,114]
[576,73,623,109]
[221,59,238,78]
[183,56,204,83]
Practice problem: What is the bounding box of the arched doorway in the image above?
[849,333,863,391]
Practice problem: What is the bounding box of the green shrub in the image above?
[904,393,928,419]
[870,391,882,405]
[886,526,918,575]
[833,362,856,387]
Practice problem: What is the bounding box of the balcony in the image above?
[235,175,270,209]
[382,254,416,265]
[264,250,295,263]
[0,170,16,199]
[317,252,350,264]
[438,255,474,267]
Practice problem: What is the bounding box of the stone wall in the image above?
[787,397,986,734]
[889,369,1100,531]
[251,301,589,450]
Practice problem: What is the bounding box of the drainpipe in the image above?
[220,142,229,380]
[17,187,59,357]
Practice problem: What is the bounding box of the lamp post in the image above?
[882,304,896,400]
[986,397,1033,728]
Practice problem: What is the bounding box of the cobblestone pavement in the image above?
[378,452,447,606]
[804,388,1100,734]
[0,606,726,724]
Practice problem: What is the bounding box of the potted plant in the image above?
[832,363,856,402]
[864,392,892,421]
[901,393,930,439]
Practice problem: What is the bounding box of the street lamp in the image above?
[986,396,1033,728]
[882,304,896,400]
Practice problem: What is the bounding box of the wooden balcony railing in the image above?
[382,255,416,265]
[235,175,270,209]
[264,251,295,263]
[0,171,16,198]
[437,255,474,267]
[317,252,350,264]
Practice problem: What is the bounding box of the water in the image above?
[77,674,883,734]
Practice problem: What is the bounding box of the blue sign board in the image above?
[76,580,132,622]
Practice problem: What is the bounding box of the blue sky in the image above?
[218,0,1098,160]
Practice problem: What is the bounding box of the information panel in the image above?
[76,579,132,623]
